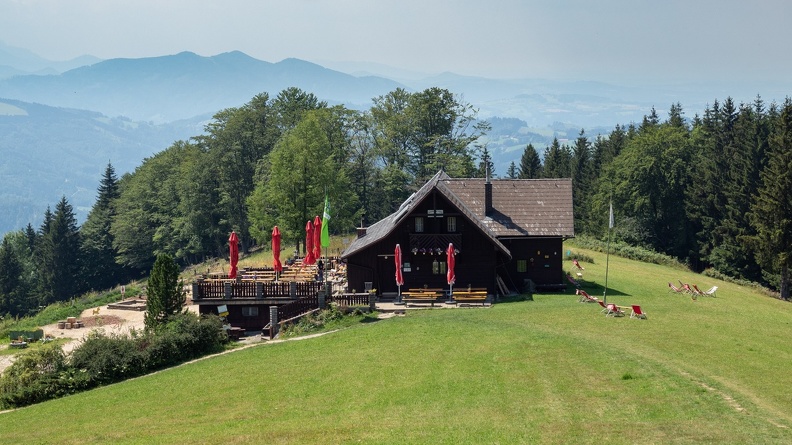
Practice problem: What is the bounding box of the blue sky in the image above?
[2,0,791,84]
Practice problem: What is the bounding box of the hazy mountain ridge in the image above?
[0,99,205,233]
[0,51,406,122]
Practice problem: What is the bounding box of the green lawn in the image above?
[2,246,792,444]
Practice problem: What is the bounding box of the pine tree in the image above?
[81,163,125,291]
[571,130,592,232]
[542,138,572,178]
[38,197,82,304]
[145,253,185,329]
[506,161,518,179]
[518,144,542,179]
[0,236,23,315]
[747,99,792,299]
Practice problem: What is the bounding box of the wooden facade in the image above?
[342,172,574,297]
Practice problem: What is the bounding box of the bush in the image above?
[70,330,147,385]
[2,312,227,409]
[0,343,69,408]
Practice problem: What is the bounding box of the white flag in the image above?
[609,201,614,229]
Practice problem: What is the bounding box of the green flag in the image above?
[321,194,330,248]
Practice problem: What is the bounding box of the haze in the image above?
[2,0,791,85]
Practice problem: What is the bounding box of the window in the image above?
[242,307,259,317]
[415,216,424,233]
[447,216,457,232]
[432,259,447,275]
[517,260,527,273]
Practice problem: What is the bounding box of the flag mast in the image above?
[604,198,614,305]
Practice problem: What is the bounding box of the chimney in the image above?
[356,227,367,238]
[484,169,493,216]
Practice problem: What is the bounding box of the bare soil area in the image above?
[1,305,197,373]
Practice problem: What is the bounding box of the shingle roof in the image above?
[341,173,574,259]
[441,178,574,238]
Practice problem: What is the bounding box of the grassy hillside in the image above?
[2,245,791,444]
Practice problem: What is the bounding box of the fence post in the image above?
[191,283,201,301]
[369,292,376,311]
[290,281,297,299]
[318,285,326,309]
[224,282,232,299]
[269,306,279,338]
[256,282,264,299]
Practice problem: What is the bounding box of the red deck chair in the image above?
[576,289,598,303]
[606,303,625,317]
[573,259,585,270]
[630,305,647,319]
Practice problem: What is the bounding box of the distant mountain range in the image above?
[1,43,790,235]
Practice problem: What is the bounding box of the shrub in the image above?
[0,343,68,408]
[69,330,147,385]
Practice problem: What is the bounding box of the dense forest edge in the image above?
[1,87,791,320]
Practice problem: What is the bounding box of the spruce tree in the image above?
[145,253,185,329]
[81,162,124,291]
[747,99,792,299]
[38,197,82,305]
[0,236,23,315]
[518,143,542,179]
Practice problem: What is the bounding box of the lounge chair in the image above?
[693,284,717,297]
[630,305,647,319]
[573,259,585,270]
[668,282,685,294]
[577,289,598,303]
[606,303,625,317]
[681,283,694,294]
[597,300,609,313]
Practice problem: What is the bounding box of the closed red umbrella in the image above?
[446,242,456,295]
[304,220,315,265]
[272,226,282,278]
[313,215,322,260]
[395,244,404,300]
[228,231,239,279]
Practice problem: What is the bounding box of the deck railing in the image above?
[192,280,322,300]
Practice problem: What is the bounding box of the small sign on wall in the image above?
[218,304,229,317]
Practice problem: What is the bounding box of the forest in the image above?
[1,86,790,317]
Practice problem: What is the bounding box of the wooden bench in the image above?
[452,288,489,306]
[402,289,445,307]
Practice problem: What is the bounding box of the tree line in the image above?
[506,97,791,299]
[2,89,791,317]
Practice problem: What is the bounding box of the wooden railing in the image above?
[278,295,319,322]
[408,233,462,252]
[192,280,322,300]
[330,293,371,306]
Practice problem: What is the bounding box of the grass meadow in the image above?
[2,245,792,444]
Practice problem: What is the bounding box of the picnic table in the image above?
[452,288,489,305]
[402,288,445,307]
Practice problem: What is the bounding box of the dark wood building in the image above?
[341,171,574,297]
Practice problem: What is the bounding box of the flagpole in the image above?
[604,198,613,305]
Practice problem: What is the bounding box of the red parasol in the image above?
[446,242,456,293]
[313,215,322,260]
[228,231,239,279]
[395,244,404,287]
[304,220,315,265]
[272,226,282,275]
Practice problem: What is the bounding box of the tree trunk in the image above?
[781,264,790,300]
